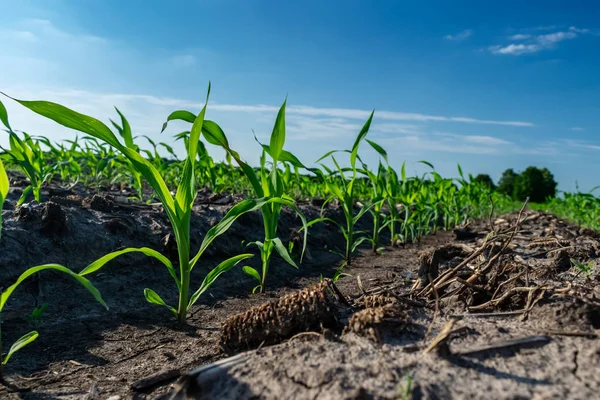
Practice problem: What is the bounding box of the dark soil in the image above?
[1,172,599,400]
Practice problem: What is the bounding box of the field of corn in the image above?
[1,89,599,400]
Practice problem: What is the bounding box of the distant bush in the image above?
[497,169,518,197]
[497,167,557,203]
[473,174,496,190]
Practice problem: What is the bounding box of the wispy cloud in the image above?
[211,104,534,127]
[570,127,585,131]
[508,34,532,40]
[444,29,472,41]
[563,139,600,151]
[569,26,590,34]
[489,26,593,55]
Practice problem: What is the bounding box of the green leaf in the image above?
[191,197,283,268]
[353,196,384,224]
[79,247,180,291]
[2,95,178,222]
[201,120,231,148]
[457,163,464,179]
[0,264,107,312]
[366,139,388,163]
[202,120,263,197]
[114,107,135,149]
[17,186,33,206]
[0,159,8,209]
[161,110,196,133]
[3,95,122,148]
[144,288,177,316]
[350,111,374,169]
[418,160,435,170]
[0,98,11,131]
[315,149,344,163]
[188,253,253,309]
[242,266,262,283]
[272,238,298,268]
[2,331,39,365]
[269,98,287,162]
[351,236,371,252]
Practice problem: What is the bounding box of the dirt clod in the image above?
[86,194,115,212]
[346,304,407,343]
[40,201,68,236]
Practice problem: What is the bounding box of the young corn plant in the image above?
[3,85,287,324]
[0,130,58,205]
[308,112,383,266]
[357,139,391,253]
[161,99,309,293]
[0,266,107,382]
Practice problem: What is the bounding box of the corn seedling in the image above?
[0,265,107,381]
[307,111,383,266]
[0,128,59,205]
[3,86,298,323]
[161,99,310,293]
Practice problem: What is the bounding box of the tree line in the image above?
[473,166,558,203]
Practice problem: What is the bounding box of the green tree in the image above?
[513,166,557,203]
[473,174,496,190]
[497,169,518,197]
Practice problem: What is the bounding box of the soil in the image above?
[1,172,599,400]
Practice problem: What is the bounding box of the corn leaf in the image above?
[366,139,388,164]
[0,159,8,221]
[3,96,178,219]
[2,331,39,365]
[144,288,177,317]
[350,111,374,169]
[0,98,11,131]
[4,96,121,148]
[242,266,261,283]
[0,264,107,311]
[272,237,298,268]
[188,253,253,309]
[161,110,197,133]
[269,98,287,162]
[79,247,180,291]
[190,197,277,268]
[114,107,135,149]
[419,160,435,170]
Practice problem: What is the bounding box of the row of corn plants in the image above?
[0,87,520,377]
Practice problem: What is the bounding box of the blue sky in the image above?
[1,0,599,192]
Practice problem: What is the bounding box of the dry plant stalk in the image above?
[346,304,407,343]
[219,281,339,354]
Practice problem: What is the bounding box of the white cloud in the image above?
[569,26,590,34]
[489,43,541,55]
[490,26,593,55]
[508,34,532,40]
[444,29,472,41]
[570,127,585,131]
[564,139,600,151]
[536,31,577,45]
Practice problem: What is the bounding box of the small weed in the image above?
[396,374,413,400]
[27,303,48,329]
[571,258,594,276]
